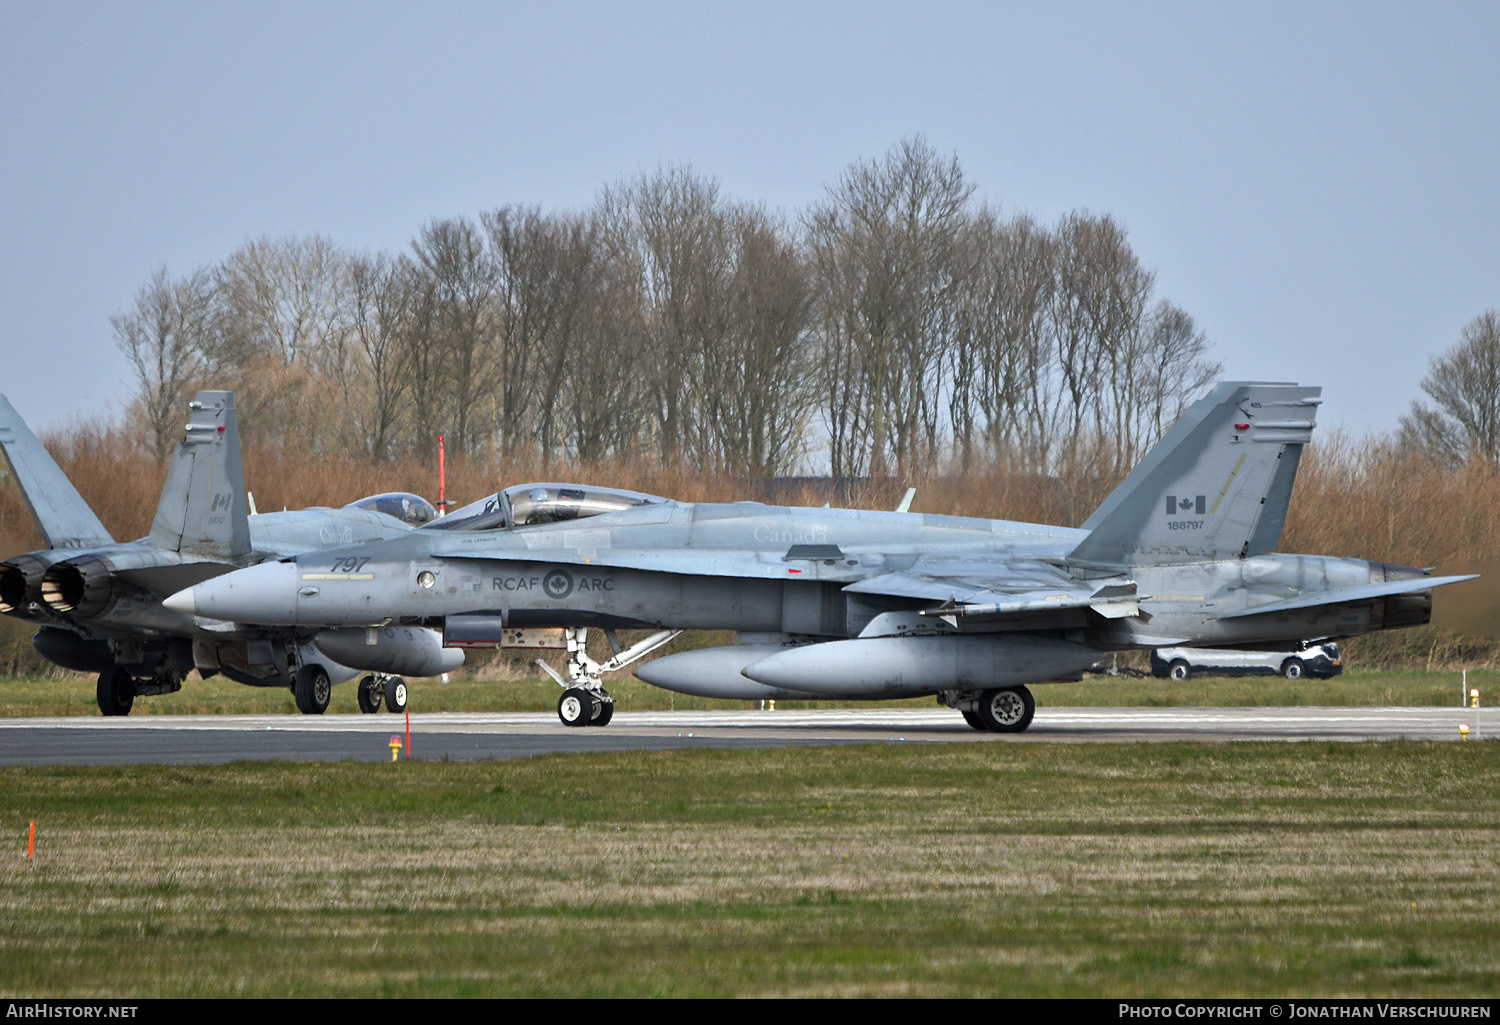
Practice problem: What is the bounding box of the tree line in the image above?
[114,138,1220,478]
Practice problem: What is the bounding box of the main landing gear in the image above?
[290,665,407,715]
[945,684,1036,734]
[538,626,680,727]
[356,674,408,714]
[96,667,184,716]
[97,667,134,717]
[293,664,332,714]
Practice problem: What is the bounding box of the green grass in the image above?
[0,666,1492,717]
[2,742,1498,997]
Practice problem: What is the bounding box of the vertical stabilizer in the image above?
[147,392,251,560]
[0,394,113,549]
[1068,382,1321,567]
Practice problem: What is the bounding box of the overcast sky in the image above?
[2,1,1496,445]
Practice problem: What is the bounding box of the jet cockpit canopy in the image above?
[348,492,439,526]
[424,483,666,532]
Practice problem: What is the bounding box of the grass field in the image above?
[3,669,1497,997]
[1,666,1495,717]
[2,742,1498,997]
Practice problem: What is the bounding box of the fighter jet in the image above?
[167,382,1475,731]
[0,391,462,716]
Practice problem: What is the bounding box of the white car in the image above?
[1150,641,1342,681]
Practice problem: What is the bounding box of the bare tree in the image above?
[708,207,816,475]
[411,218,500,456]
[214,236,347,369]
[346,254,416,459]
[560,250,650,463]
[482,206,608,460]
[1136,300,1220,448]
[1399,310,1500,464]
[598,167,739,464]
[393,256,445,460]
[1049,212,1155,466]
[948,211,1058,471]
[210,236,352,450]
[113,266,217,459]
[805,136,975,477]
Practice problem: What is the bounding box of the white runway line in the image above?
[0,705,1487,742]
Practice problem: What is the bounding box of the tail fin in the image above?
[0,394,113,549]
[146,391,251,560]
[1068,382,1321,568]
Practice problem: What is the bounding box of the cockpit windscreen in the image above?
[422,483,665,532]
[506,484,664,526]
[348,492,439,526]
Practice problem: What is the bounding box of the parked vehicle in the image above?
[1150,641,1342,681]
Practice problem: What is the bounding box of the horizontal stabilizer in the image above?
[1218,570,1476,618]
[0,393,112,549]
[1218,574,1477,619]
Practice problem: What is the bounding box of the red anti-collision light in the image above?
[1234,423,1249,430]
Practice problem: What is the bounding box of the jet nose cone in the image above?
[165,560,303,624]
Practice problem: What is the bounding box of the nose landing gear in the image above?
[539,626,679,727]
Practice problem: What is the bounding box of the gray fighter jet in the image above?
[167,382,1475,731]
[0,391,461,716]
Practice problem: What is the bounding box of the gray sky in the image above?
[3,0,1496,444]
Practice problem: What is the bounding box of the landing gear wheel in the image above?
[960,709,985,731]
[1281,658,1305,681]
[294,664,331,715]
[357,675,383,714]
[384,677,408,714]
[97,667,135,717]
[976,686,1035,733]
[558,687,593,727]
[1168,659,1191,682]
[593,698,614,726]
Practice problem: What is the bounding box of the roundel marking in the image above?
[543,569,574,600]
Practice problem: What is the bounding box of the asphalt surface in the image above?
[0,706,1490,765]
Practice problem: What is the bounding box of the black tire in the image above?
[356,675,382,714]
[294,664,331,715]
[975,685,1035,733]
[97,667,135,717]
[384,676,408,714]
[557,687,592,727]
[1168,659,1191,682]
[960,709,986,731]
[593,699,614,726]
[1281,658,1305,681]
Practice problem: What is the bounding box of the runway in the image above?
[0,705,1490,765]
